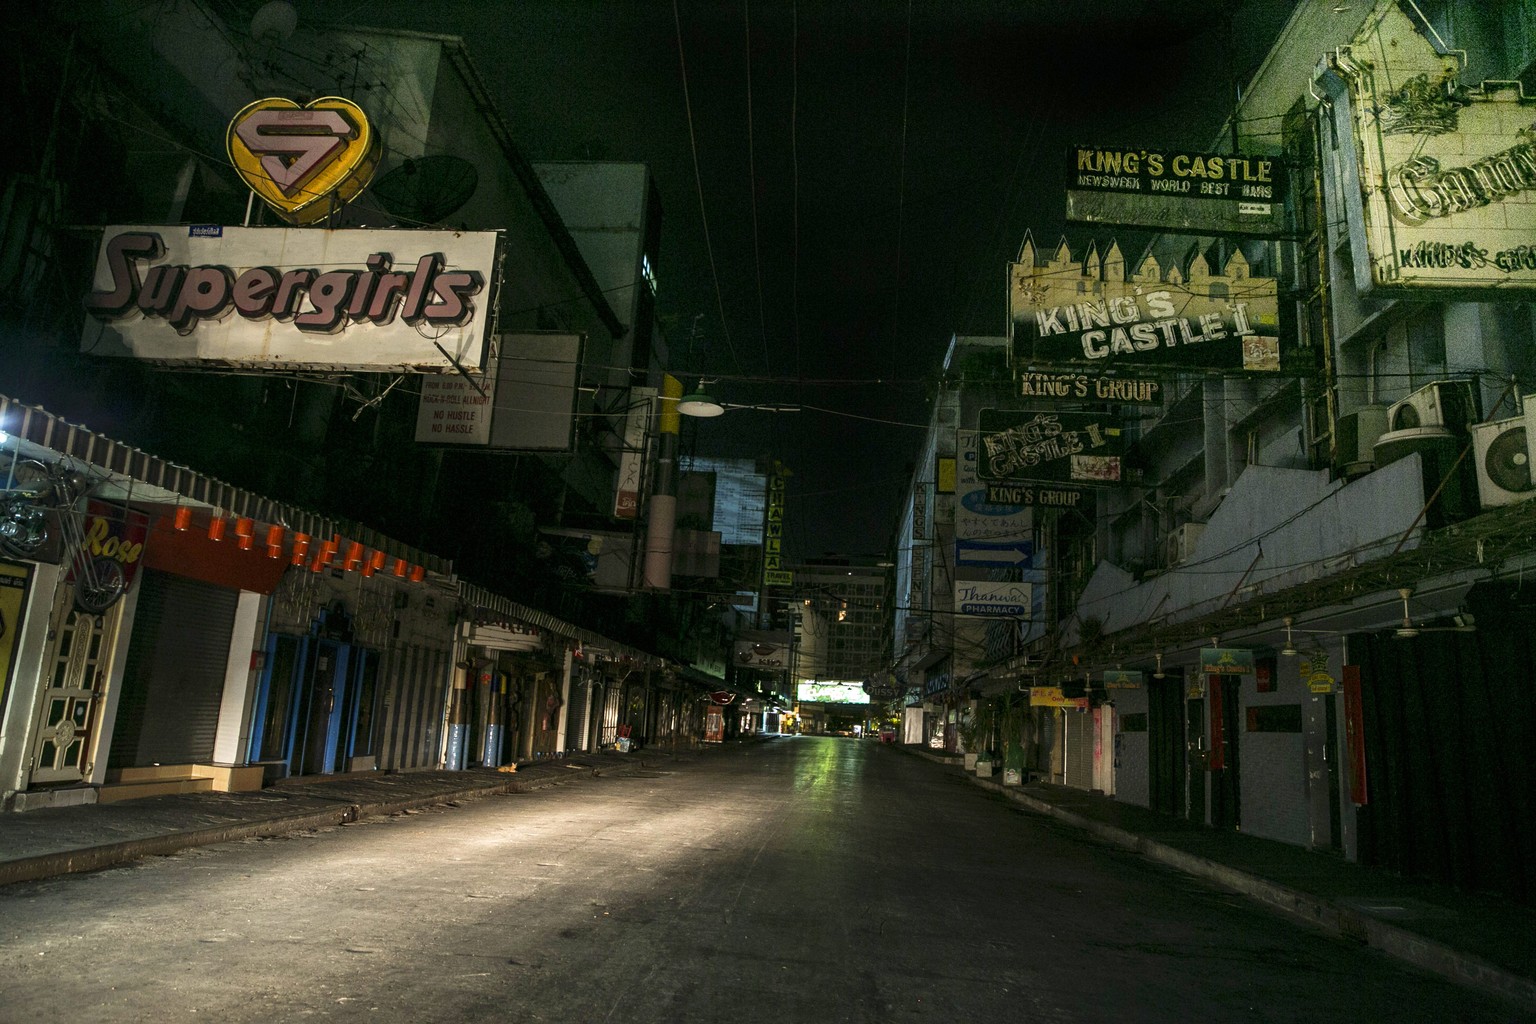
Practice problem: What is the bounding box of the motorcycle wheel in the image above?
[73,557,126,615]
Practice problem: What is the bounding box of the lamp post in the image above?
[642,372,730,592]
[642,375,683,590]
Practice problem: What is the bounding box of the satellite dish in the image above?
[250,1,297,44]
[370,155,479,225]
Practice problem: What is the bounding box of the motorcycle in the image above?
[0,457,127,614]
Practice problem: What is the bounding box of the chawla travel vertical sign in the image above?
[1319,1,1536,293]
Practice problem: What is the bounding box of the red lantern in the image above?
[235,517,255,550]
[289,533,311,566]
[265,524,285,558]
[311,538,337,573]
[173,506,192,531]
[207,516,227,542]
[342,540,365,571]
[392,557,408,577]
[409,564,426,583]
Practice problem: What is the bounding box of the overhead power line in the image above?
[672,0,742,375]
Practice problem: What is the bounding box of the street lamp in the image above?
[677,379,724,418]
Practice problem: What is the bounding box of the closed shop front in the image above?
[376,641,451,771]
[563,667,591,753]
[1147,670,1187,817]
[262,552,452,776]
[250,609,383,778]
[108,569,238,769]
[1064,708,1094,789]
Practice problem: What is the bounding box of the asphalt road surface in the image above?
[0,738,1519,1023]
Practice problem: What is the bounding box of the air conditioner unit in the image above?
[1375,381,1479,475]
[1165,522,1205,567]
[1384,380,1478,435]
[1334,404,1389,475]
[1472,413,1536,508]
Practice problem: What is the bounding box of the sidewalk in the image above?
[0,749,687,888]
[904,745,1536,1014]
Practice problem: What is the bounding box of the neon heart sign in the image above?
[226,96,380,225]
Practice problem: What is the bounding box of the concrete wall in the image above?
[1112,684,1150,808]
[1237,656,1311,846]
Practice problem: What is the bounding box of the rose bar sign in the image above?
[81,226,500,372]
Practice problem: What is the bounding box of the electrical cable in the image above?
[889,0,914,381]
[671,0,742,374]
[743,0,771,379]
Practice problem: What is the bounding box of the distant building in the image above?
[792,559,891,686]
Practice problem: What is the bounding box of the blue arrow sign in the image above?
[955,539,1034,567]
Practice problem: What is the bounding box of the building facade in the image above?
[0,2,711,811]
[895,0,1536,902]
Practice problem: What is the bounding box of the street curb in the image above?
[956,768,1536,1013]
[0,805,354,887]
[0,757,665,888]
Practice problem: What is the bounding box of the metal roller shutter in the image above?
[1065,709,1094,790]
[564,679,588,752]
[109,569,238,768]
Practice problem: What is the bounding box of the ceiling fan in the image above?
[1392,588,1476,639]
[1279,616,1339,655]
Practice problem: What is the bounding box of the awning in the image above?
[141,511,288,595]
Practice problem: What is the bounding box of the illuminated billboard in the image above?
[82,226,499,372]
[226,96,381,226]
[977,408,1125,487]
[798,681,869,704]
[1009,235,1280,373]
[736,637,789,669]
[1065,144,1288,238]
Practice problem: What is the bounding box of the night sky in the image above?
[325,0,1301,560]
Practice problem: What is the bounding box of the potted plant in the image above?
[962,698,1001,773]
[959,710,980,770]
[999,694,1029,786]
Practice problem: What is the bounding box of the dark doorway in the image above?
[1147,669,1186,817]
[1210,676,1241,829]
[295,640,348,776]
[1186,692,1206,824]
